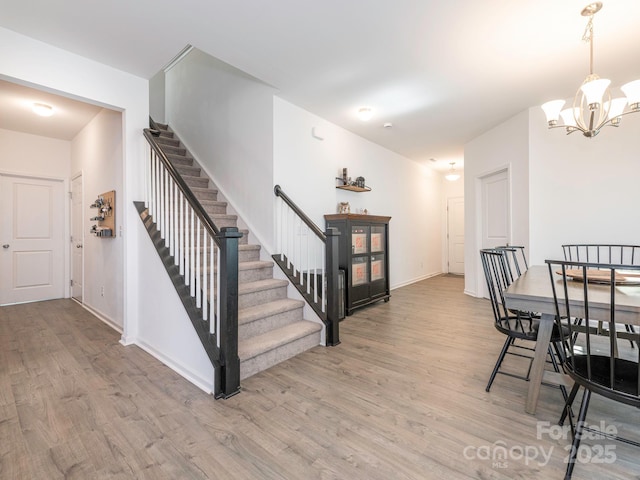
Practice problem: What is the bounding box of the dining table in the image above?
[503,264,640,414]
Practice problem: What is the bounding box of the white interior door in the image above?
[481,169,510,249]
[447,197,464,274]
[479,168,510,297]
[71,174,83,302]
[0,174,65,305]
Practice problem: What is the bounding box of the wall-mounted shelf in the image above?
[89,190,115,237]
[336,185,371,192]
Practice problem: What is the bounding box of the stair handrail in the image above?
[274,185,340,346]
[144,128,220,238]
[141,126,241,398]
[274,185,326,241]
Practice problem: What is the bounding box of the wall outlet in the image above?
[100,286,105,297]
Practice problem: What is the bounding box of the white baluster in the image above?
[184,203,190,286]
[216,246,221,344]
[179,190,185,275]
[174,183,179,265]
[190,208,195,296]
[151,153,157,219]
[167,177,173,254]
[196,216,201,308]
[202,232,208,322]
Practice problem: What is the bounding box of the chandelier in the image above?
[541,2,640,138]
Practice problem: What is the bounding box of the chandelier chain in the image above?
[582,14,595,76]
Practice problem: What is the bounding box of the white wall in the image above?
[165,48,276,251]
[0,128,71,176]
[0,26,148,344]
[149,70,165,123]
[528,106,640,264]
[135,216,215,392]
[463,110,530,296]
[71,109,124,328]
[0,128,72,295]
[274,98,443,288]
[464,103,640,297]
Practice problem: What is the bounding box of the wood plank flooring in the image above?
[1,274,639,479]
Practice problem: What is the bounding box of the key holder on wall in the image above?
[90,190,115,237]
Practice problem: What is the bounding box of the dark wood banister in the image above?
[273,184,340,346]
[143,128,221,239]
[274,185,326,242]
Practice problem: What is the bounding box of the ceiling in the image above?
[2,0,640,170]
[0,79,103,140]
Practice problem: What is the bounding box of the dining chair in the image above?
[480,249,566,393]
[546,259,640,480]
[562,244,639,347]
[495,245,529,278]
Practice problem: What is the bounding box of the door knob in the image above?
[2,244,8,249]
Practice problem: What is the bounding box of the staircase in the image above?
[150,124,322,381]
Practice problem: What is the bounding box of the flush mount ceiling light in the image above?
[445,162,460,181]
[32,102,54,117]
[357,107,373,121]
[541,2,640,138]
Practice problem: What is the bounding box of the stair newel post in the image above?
[216,226,243,399]
[325,227,341,346]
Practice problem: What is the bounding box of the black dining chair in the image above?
[546,259,640,480]
[480,249,566,393]
[562,244,639,347]
[496,245,529,278]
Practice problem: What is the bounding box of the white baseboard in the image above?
[133,339,215,395]
[391,271,442,290]
[76,300,123,334]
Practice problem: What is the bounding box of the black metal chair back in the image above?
[480,249,516,327]
[546,259,640,479]
[562,244,640,265]
[495,245,528,279]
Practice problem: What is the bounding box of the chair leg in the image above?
[565,389,591,480]
[486,336,513,392]
[625,324,637,348]
[547,344,569,402]
[559,383,580,432]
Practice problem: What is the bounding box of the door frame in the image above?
[0,169,70,303]
[446,196,464,274]
[475,164,512,297]
[70,171,84,302]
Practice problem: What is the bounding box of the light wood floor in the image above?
[1,275,638,479]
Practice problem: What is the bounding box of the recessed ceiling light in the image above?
[383,122,393,128]
[32,102,54,117]
[357,107,373,121]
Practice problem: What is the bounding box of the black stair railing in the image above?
[138,125,241,398]
[273,185,340,346]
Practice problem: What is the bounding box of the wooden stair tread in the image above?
[238,298,304,325]
[238,321,321,361]
[239,244,260,251]
[191,186,218,195]
[238,260,273,271]
[239,278,288,294]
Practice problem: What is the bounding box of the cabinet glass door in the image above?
[370,225,385,253]
[351,225,369,254]
[370,253,385,282]
[351,256,368,286]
